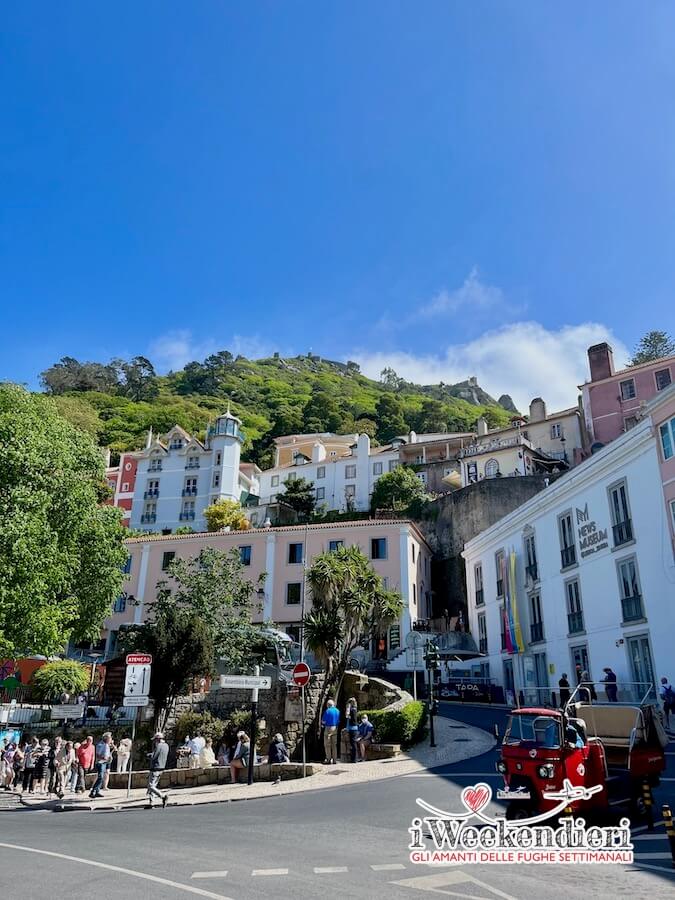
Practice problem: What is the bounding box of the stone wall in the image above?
[343,672,413,713]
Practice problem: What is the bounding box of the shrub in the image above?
[361,700,427,748]
[175,710,227,742]
[31,660,90,701]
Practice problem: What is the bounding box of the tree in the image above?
[413,399,447,434]
[630,331,675,365]
[120,608,215,730]
[203,499,250,532]
[118,356,159,402]
[303,546,403,732]
[369,465,426,513]
[52,395,102,438]
[276,476,316,520]
[302,391,345,433]
[0,385,127,656]
[380,367,404,390]
[31,660,90,701]
[375,395,408,443]
[40,356,120,394]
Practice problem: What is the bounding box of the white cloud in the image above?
[148,330,283,373]
[353,321,630,413]
[417,267,506,319]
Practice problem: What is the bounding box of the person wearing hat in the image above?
[146,732,169,809]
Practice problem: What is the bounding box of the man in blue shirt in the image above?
[357,715,374,761]
[89,732,112,798]
[321,699,340,764]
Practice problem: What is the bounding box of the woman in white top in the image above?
[116,737,133,773]
[199,738,216,768]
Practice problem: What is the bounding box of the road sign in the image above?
[219,675,272,690]
[50,704,85,719]
[292,661,311,687]
[125,662,151,697]
[126,653,152,665]
[123,695,150,707]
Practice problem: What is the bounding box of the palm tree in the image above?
[304,545,404,733]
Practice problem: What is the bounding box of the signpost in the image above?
[292,662,311,776]
[125,653,152,798]
[219,669,272,786]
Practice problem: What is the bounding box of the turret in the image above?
[208,406,244,503]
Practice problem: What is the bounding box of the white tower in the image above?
[208,406,244,503]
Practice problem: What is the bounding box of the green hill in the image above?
[39,352,517,467]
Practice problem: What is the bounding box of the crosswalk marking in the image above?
[632,820,665,834]
[314,866,349,874]
[632,833,670,841]
[191,872,228,880]
[251,868,289,876]
[392,870,518,899]
[371,864,407,871]
[634,852,674,860]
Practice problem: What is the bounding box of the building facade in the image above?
[462,417,675,706]
[105,452,138,526]
[104,519,432,662]
[581,341,675,447]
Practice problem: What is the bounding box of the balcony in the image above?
[144,489,159,499]
[185,462,200,469]
[560,545,577,568]
[479,637,488,654]
[496,579,504,597]
[621,594,644,622]
[148,463,163,473]
[530,621,544,643]
[525,563,539,582]
[567,611,584,634]
[475,589,484,607]
[179,511,196,521]
[182,487,198,496]
[140,514,156,524]
[612,519,633,546]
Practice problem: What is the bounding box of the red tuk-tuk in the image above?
[497,699,667,819]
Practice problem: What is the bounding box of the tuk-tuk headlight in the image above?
[537,764,554,779]
[496,761,507,774]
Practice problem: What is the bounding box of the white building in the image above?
[129,410,260,533]
[462,417,675,706]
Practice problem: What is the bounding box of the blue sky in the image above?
[2,2,674,409]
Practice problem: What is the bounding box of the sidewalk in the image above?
[16,715,495,813]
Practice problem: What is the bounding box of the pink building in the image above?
[645,382,675,556]
[104,519,432,661]
[581,342,675,447]
[104,452,138,527]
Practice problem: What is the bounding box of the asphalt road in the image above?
[1,703,674,900]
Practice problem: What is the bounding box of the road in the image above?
[1,703,674,900]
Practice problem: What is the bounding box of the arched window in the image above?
[485,458,500,478]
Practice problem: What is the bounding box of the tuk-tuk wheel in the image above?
[630,794,646,819]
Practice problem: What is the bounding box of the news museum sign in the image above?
[576,504,609,559]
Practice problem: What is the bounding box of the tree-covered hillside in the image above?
[39,353,517,467]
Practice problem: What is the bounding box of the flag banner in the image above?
[501,555,515,654]
[509,550,526,653]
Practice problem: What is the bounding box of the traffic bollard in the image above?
[642,780,654,832]
[662,804,675,868]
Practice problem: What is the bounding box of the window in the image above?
[608,480,633,546]
[529,593,544,642]
[113,595,126,614]
[121,482,129,492]
[500,607,507,651]
[122,555,132,575]
[271,475,279,487]
[270,494,277,503]
[388,460,399,472]
[411,544,416,563]
[286,582,302,605]
[373,462,383,475]
[412,583,416,606]
[550,422,562,439]
[213,473,220,488]
[216,451,222,466]
[524,532,538,581]
[329,540,344,552]
[474,564,484,607]
[162,551,176,571]
[655,368,672,391]
[660,418,675,460]
[180,501,195,520]
[183,477,198,496]
[144,479,159,499]
[286,472,297,482]
[316,487,325,501]
[250,513,258,526]
[371,538,387,560]
[477,613,488,654]
[617,557,644,621]
[416,472,427,485]
[620,379,636,401]
[345,464,357,479]
[141,502,156,523]
[148,458,162,472]
[485,458,500,478]
[624,416,638,431]
[566,579,584,634]
[495,549,505,597]
[186,456,200,469]
[288,543,304,564]
[558,512,577,568]
[345,484,356,499]
[169,438,183,450]
[239,545,252,566]
[330,450,337,457]
[317,466,326,479]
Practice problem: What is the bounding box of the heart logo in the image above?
[461,783,491,815]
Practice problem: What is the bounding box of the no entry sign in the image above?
[292,661,311,687]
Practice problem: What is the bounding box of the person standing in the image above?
[35,740,50,794]
[188,733,205,769]
[89,732,112,798]
[345,697,359,763]
[116,736,132,773]
[602,668,618,702]
[558,674,571,708]
[660,677,675,731]
[48,737,62,795]
[69,742,81,792]
[321,699,339,765]
[56,741,74,799]
[76,735,94,793]
[228,731,250,784]
[146,732,169,809]
[11,743,24,792]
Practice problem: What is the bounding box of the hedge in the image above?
[360,700,428,748]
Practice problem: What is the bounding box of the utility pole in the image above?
[247,664,260,786]
[424,639,438,748]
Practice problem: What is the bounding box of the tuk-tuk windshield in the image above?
[504,714,562,748]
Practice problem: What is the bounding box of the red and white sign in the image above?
[292,661,311,687]
[126,653,152,665]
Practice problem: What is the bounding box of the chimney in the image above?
[476,417,488,437]
[408,430,417,444]
[588,343,615,382]
[145,427,153,449]
[529,398,547,423]
[311,442,326,463]
[357,433,370,456]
